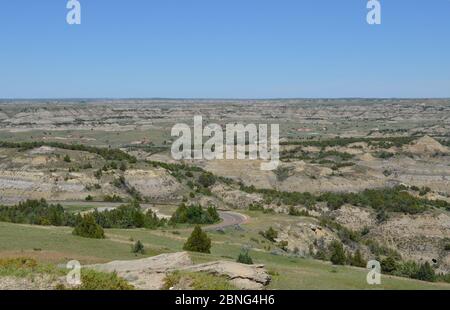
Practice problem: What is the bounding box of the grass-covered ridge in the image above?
[0,140,137,163]
[280,136,416,148]
[241,184,450,213]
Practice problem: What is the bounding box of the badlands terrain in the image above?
[0,99,449,290]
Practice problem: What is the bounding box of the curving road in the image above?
[56,201,248,230]
[205,211,248,231]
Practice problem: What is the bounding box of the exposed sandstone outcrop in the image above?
[87,252,271,290]
[330,205,376,231]
[124,169,183,199]
[211,184,263,209]
[404,136,449,156]
[369,212,450,273]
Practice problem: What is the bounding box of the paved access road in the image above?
[55,201,248,230]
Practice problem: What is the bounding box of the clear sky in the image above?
[0,0,449,98]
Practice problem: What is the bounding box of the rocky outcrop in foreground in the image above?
[87,252,271,290]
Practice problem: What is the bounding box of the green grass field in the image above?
[1,220,449,290]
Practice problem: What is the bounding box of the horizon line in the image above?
[1,97,450,101]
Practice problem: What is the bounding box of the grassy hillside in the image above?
[1,220,449,290]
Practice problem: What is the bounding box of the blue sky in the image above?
[0,0,449,98]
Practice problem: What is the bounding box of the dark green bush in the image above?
[413,262,436,282]
[170,204,220,225]
[381,255,398,274]
[131,240,145,254]
[259,227,278,242]
[277,240,289,251]
[92,202,165,229]
[0,199,76,226]
[419,187,431,196]
[392,260,420,278]
[348,249,366,267]
[392,260,436,282]
[198,172,216,188]
[183,225,211,253]
[237,249,253,265]
[329,241,346,265]
[72,214,105,239]
[104,194,123,202]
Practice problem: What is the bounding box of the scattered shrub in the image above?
[94,169,102,179]
[248,203,264,211]
[277,240,289,251]
[259,227,278,242]
[288,206,310,217]
[381,255,398,274]
[76,269,134,290]
[329,241,346,265]
[198,172,216,188]
[348,249,366,267]
[131,240,145,254]
[72,214,105,239]
[376,208,389,223]
[419,187,431,196]
[237,249,253,265]
[119,162,127,171]
[413,262,435,282]
[104,194,123,203]
[274,166,292,182]
[183,225,211,253]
